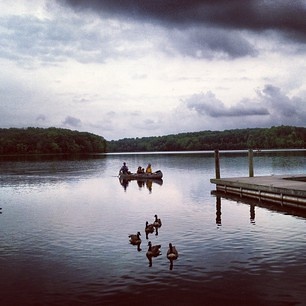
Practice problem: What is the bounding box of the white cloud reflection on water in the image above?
[0,152,306,304]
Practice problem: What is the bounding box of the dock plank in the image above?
[210,174,306,208]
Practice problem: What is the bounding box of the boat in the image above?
[119,170,163,180]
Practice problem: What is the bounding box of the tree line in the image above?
[107,126,306,152]
[1,126,305,155]
[0,127,107,155]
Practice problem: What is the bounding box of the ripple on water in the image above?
[1,153,306,305]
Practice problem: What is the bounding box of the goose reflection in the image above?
[167,243,178,270]
[146,241,161,267]
[128,231,142,251]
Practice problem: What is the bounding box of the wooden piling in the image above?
[248,149,254,177]
[214,149,220,179]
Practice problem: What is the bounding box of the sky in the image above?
[1,0,306,140]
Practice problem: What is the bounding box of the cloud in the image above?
[185,91,269,117]
[1,1,306,141]
[3,0,305,69]
[36,114,46,122]
[165,27,257,59]
[59,0,306,43]
[258,85,306,121]
[157,84,306,136]
[62,116,82,127]
[0,12,154,67]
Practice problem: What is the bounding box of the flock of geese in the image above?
[129,214,179,269]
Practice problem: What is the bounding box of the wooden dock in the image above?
[210,175,306,209]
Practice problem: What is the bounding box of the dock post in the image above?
[215,149,220,179]
[248,149,254,177]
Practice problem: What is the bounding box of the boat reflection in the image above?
[119,177,163,192]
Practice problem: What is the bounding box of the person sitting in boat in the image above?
[137,166,144,174]
[145,163,152,174]
[119,162,130,175]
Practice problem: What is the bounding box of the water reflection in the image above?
[0,154,107,187]
[250,204,256,224]
[214,195,258,226]
[216,196,222,226]
[213,192,306,221]
[119,178,129,191]
[119,177,163,192]
[1,151,306,305]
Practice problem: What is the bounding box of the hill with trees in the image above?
[1,126,305,155]
[107,126,306,152]
[0,127,107,155]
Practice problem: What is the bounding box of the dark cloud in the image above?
[59,0,306,42]
[167,27,257,58]
[63,116,82,127]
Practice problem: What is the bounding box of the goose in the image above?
[167,243,178,261]
[153,214,162,228]
[145,221,155,238]
[146,241,161,257]
[128,231,141,245]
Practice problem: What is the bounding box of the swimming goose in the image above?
[146,241,161,257]
[145,221,155,238]
[167,243,178,270]
[128,231,141,245]
[153,214,162,228]
[167,243,178,261]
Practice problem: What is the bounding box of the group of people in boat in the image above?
[119,162,152,175]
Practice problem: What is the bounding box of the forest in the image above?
[0,127,107,155]
[107,126,306,152]
[0,126,305,155]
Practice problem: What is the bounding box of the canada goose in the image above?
[167,243,178,260]
[146,241,161,257]
[145,221,154,239]
[167,243,178,270]
[128,232,141,245]
[153,214,162,227]
[146,241,161,267]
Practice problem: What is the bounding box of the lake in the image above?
[0,150,306,305]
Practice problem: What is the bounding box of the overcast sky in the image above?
[1,1,306,140]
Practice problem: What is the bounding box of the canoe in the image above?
[119,170,163,180]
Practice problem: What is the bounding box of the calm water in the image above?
[0,151,306,306]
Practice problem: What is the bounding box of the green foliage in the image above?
[0,127,107,155]
[107,126,306,152]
